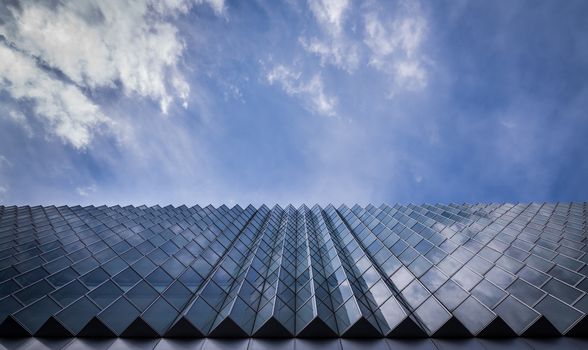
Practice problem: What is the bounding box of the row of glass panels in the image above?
[0,202,586,337]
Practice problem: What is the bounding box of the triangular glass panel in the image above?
[164,316,204,338]
[565,315,588,337]
[386,316,427,338]
[78,317,116,337]
[477,316,516,338]
[0,316,30,337]
[35,316,73,337]
[296,317,338,338]
[341,316,382,338]
[521,316,560,337]
[209,317,249,338]
[120,317,159,338]
[432,316,472,338]
[252,316,294,338]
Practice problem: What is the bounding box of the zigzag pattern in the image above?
[0,203,587,337]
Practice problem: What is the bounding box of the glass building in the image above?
[0,203,587,349]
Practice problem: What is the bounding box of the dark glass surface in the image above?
[0,202,586,338]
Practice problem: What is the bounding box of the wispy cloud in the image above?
[0,155,10,169]
[1,0,587,207]
[297,0,430,96]
[4,110,33,137]
[0,185,7,199]
[363,1,429,94]
[266,64,337,117]
[0,45,111,148]
[0,0,224,148]
[76,184,97,197]
[299,0,359,72]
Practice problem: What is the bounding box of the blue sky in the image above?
[1,0,587,206]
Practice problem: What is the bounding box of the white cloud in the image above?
[363,2,429,94]
[76,184,97,197]
[299,0,430,92]
[266,64,337,117]
[500,119,516,129]
[0,155,11,168]
[0,0,224,147]
[300,0,359,72]
[151,0,226,16]
[0,45,111,148]
[308,0,349,35]
[3,110,33,137]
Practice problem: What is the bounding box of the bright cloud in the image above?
[363,2,429,93]
[0,155,10,169]
[300,0,359,72]
[0,45,111,148]
[5,110,33,137]
[266,64,337,117]
[299,0,430,94]
[0,185,6,197]
[0,0,223,148]
[76,184,98,197]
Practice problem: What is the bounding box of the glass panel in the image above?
[390,267,413,291]
[494,295,539,334]
[453,296,494,335]
[80,268,109,289]
[14,296,61,333]
[89,280,124,308]
[506,279,545,306]
[434,280,468,311]
[98,297,140,335]
[47,267,78,288]
[146,268,173,292]
[14,267,48,287]
[0,279,20,298]
[542,278,582,305]
[51,280,89,307]
[452,267,482,292]
[15,280,55,305]
[113,267,141,292]
[401,280,430,310]
[162,257,185,278]
[132,257,157,278]
[420,267,447,292]
[163,280,192,311]
[485,266,516,289]
[414,296,451,334]
[471,279,506,309]
[335,297,360,332]
[126,281,158,311]
[143,297,178,335]
[200,281,227,310]
[535,295,583,333]
[56,296,100,334]
[179,268,204,292]
[0,295,23,322]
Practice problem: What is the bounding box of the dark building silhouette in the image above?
[0,203,587,349]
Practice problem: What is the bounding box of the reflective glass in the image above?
[126,281,158,311]
[494,295,539,334]
[113,267,141,292]
[56,296,100,334]
[0,202,587,338]
[98,297,140,335]
[146,268,173,292]
[89,280,123,308]
[143,297,178,335]
[14,296,61,333]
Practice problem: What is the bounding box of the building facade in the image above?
[0,203,587,348]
